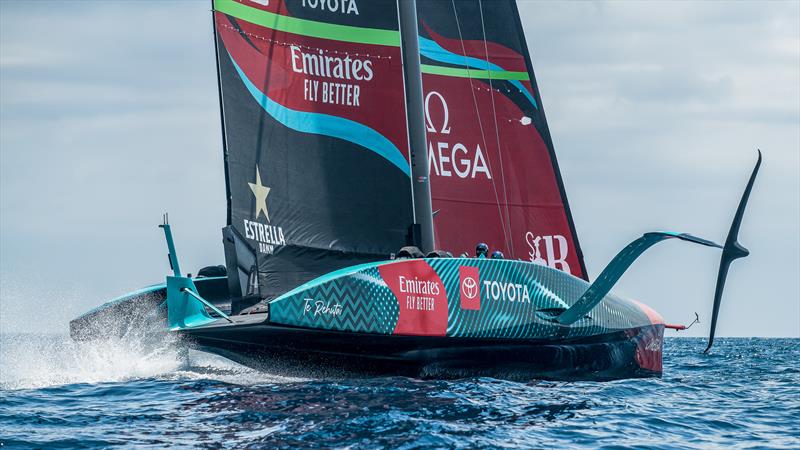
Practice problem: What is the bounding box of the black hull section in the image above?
[183,323,662,381]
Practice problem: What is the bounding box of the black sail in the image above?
[212,0,413,301]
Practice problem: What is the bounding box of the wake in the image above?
[0,332,182,390]
[0,332,302,390]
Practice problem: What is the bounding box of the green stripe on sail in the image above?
[420,64,530,81]
[214,0,400,47]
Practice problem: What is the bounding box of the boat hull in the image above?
[71,258,666,381]
[182,322,663,381]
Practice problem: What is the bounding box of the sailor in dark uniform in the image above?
[476,243,489,258]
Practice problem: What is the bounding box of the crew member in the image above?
[491,250,504,259]
[476,243,489,258]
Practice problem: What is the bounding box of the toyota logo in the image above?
[461,276,478,299]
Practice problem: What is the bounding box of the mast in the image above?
[398,0,435,253]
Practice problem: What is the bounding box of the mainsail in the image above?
[416,0,587,279]
[212,0,414,300]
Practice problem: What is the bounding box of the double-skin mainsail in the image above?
[212,0,587,306]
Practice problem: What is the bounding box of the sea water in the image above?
[1,335,798,449]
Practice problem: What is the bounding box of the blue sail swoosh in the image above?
[418,36,538,110]
[230,57,411,177]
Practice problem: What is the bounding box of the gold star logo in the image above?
[248,166,271,222]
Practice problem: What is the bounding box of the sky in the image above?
[0,0,798,337]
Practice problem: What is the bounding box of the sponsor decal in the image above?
[289,2,370,108]
[301,0,359,15]
[525,232,571,274]
[398,275,441,303]
[645,337,661,352]
[425,91,491,180]
[459,266,480,310]
[460,266,531,307]
[292,46,371,107]
[633,326,664,373]
[303,298,343,318]
[244,166,287,254]
[483,280,531,303]
[379,260,448,336]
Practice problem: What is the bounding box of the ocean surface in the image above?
[0,335,797,449]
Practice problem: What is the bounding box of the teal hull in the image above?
[71,258,665,380]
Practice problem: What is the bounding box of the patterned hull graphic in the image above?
[269,258,664,372]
